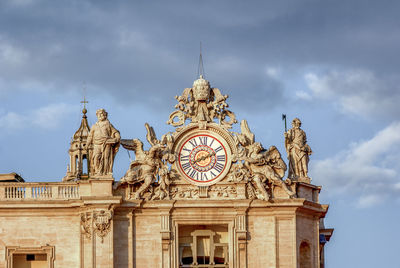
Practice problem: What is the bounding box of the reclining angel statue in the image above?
[120,123,174,200]
[236,120,296,200]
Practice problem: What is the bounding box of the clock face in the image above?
[178,134,229,184]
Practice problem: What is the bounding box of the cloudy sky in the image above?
[1,0,399,266]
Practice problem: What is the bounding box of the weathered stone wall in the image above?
[132,211,162,267]
[0,181,328,268]
[276,217,296,268]
[247,211,296,268]
[247,214,277,268]
[0,213,80,268]
[113,211,131,267]
[296,214,319,268]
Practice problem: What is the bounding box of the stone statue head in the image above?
[292,118,301,128]
[96,109,108,121]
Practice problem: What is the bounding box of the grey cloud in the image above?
[0,0,399,111]
[311,121,400,207]
[0,103,78,133]
[302,69,400,119]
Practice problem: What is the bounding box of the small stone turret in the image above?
[63,107,91,181]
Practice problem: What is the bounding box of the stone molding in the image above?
[5,245,55,268]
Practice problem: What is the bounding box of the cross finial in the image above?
[197,42,205,78]
[80,82,88,115]
[81,96,88,109]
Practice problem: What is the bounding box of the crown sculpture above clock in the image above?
[117,75,312,201]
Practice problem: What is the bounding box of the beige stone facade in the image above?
[0,179,331,268]
[0,75,333,267]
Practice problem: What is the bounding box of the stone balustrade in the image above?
[0,182,80,200]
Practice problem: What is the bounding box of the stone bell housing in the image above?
[0,74,333,268]
[64,106,91,181]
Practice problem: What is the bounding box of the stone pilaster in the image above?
[159,201,175,268]
[235,201,250,268]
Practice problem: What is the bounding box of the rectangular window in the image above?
[178,225,229,268]
[13,254,48,267]
[6,246,55,268]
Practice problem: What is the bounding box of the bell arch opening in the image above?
[299,241,311,268]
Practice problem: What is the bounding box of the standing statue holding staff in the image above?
[87,109,120,176]
[284,117,312,179]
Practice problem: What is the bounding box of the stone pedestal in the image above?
[89,178,114,197]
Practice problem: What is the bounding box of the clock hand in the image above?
[194,151,216,163]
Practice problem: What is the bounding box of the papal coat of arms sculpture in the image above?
[108,74,313,201]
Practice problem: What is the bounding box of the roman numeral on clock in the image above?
[180,155,189,162]
[215,146,223,153]
[217,155,225,162]
[199,136,208,145]
[209,139,214,147]
[189,169,197,178]
[188,139,198,148]
[179,134,229,182]
[213,162,224,173]
[182,162,191,171]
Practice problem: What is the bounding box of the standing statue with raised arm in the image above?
[87,109,120,176]
[284,118,312,180]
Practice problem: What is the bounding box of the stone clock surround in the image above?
[175,127,233,186]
